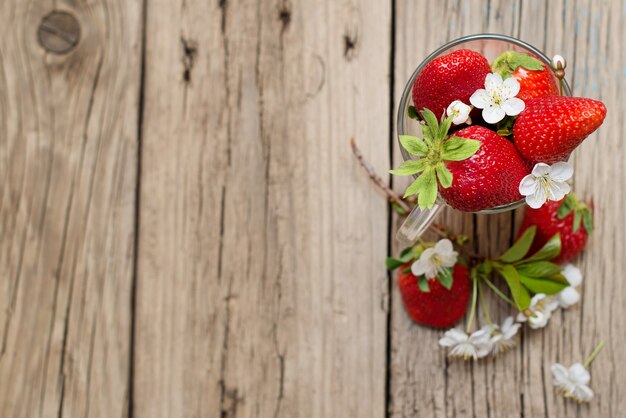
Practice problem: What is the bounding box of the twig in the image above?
[350,138,411,214]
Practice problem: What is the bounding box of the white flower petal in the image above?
[548,180,570,201]
[502,76,521,99]
[485,72,503,93]
[569,363,591,384]
[558,287,580,308]
[526,187,548,209]
[551,363,570,383]
[434,239,454,255]
[549,162,574,182]
[532,163,552,176]
[516,312,528,323]
[469,89,491,109]
[572,384,594,402]
[411,257,429,276]
[501,97,525,116]
[482,106,506,124]
[562,264,583,286]
[519,174,538,196]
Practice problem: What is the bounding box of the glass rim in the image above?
[397,33,572,214]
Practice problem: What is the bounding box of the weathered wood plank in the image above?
[0,1,142,417]
[391,0,624,417]
[135,0,390,416]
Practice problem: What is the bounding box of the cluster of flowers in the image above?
[416,239,597,403]
[445,68,573,210]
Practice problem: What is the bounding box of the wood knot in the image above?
[38,11,81,54]
[343,33,357,61]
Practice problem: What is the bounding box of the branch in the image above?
[350,138,411,214]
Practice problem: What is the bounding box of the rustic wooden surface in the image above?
[0,0,623,417]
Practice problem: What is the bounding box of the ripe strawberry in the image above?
[518,194,592,264]
[491,51,559,101]
[440,126,531,212]
[398,263,470,328]
[513,96,607,163]
[412,49,491,117]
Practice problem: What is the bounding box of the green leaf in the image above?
[386,258,405,270]
[499,265,531,310]
[404,168,438,209]
[512,53,545,71]
[522,233,561,263]
[389,159,426,176]
[399,135,429,157]
[441,138,481,161]
[435,164,453,188]
[519,275,568,295]
[546,273,569,284]
[491,51,544,77]
[573,210,583,232]
[437,267,453,289]
[496,128,512,137]
[517,261,562,278]
[418,275,430,292]
[420,109,440,136]
[582,210,593,234]
[500,226,536,263]
[420,123,434,144]
[557,194,576,219]
[439,115,453,138]
[407,105,419,120]
[399,246,414,259]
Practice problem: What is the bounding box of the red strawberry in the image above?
[412,49,491,117]
[398,263,470,328]
[513,96,607,163]
[491,51,559,101]
[440,126,531,212]
[518,194,592,264]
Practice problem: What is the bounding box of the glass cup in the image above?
[396,34,571,244]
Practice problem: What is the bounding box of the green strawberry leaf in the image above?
[399,246,415,259]
[437,267,453,289]
[389,159,426,176]
[520,233,561,263]
[441,137,481,161]
[500,226,536,263]
[519,274,568,295]
[404,168,438,209]
[573,210,583,232]
[491,51,544,78]
[420,109,440,135]
[399,135,428,157]
[407,105,419,120]
[516,260,562,278]
[435,164,453,189]
[582,210,593,234]
[499,265,531,311]
[439,115,453,139]
[418,275,430,292]
[557,194,576,219]
[386,257,405,270]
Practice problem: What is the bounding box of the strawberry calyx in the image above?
[557,193,593,234]
[391,109,481,209]
[491,50,545,79]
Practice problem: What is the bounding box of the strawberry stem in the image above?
[465,275,479,334]
[482,276,516,307]
[583,340,606,369]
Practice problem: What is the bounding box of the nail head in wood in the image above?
[38,11,81,54]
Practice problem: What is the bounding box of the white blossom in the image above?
[516,294,559,329]
[519,162,573,209]
[411,239,458,280]
[446,100,472,125]
[470,73,525,124]
[483,316,521,355]
[557,264,583,308]
[551,362,594,402]
[439,328,491,360]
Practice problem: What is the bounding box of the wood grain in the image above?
[0,0,142,417]
[390,1,625,417]
[135,0,390,417]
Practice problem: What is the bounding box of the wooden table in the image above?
[1,0,623,416]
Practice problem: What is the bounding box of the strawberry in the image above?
[518,194,592,264]
[439,126,531,212]
[513,96,607,163]
[412,49,491,117]
[491,51,559,101]
[396,263,470,328]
